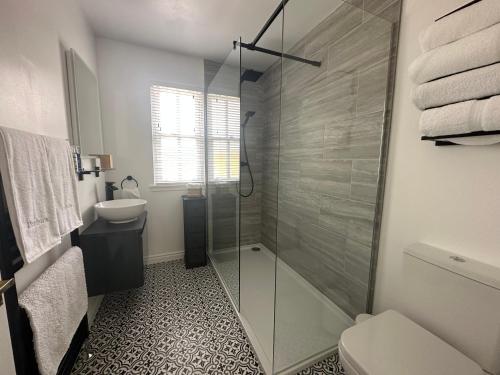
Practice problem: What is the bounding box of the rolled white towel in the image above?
[410,23,500,84]
[420,0,500,52]
[483,92,500,130]
[419,95,500,137]
[413,63,500,110]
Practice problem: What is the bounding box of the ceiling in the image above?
[78,0,343,71]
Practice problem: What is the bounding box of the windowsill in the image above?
[209,181,239,185]
[149,183,190,192]
[149,181,239,192]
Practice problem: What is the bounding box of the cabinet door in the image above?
[185,227,205,250]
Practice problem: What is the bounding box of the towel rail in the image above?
[0,172,87,374]
[121,175,139,189]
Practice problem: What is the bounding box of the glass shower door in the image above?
[206,42,242,308]
[273,0,398,373]
[237,8,284,373]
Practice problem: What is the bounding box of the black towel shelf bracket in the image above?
[77,166,100,181]
[435,0,482,21]
[73,149,100,180]
[421,130,500,146]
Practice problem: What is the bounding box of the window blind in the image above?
[151,85,204,184]
[207,93,240,182]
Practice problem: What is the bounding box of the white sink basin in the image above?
[95,199,147,224]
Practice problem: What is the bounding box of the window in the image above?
[207,93,240,182]
[151,85,204,184]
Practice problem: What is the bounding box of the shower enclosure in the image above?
[206,1,401,373]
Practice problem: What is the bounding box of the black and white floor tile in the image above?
[72,261,343,375]
[298,352,344,375]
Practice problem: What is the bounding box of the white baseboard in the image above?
[144,251,184,265]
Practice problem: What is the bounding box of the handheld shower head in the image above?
[242,111,256,127]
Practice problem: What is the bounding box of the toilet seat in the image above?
[338,310,484,375]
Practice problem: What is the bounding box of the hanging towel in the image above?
[410,23,500,84]
[19,246,88,375]
[121,187,141,199]
[419,95,500,137]
[419,0,500,52]
[412,63,500,110]
[0,127,61,263]
[43,136,83,236]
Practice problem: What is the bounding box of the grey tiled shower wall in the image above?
[205,68,266,250]
[255,0,401,317]
[206,0,401,317]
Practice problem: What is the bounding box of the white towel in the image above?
[121,187,141,199]
[43,136,83,236]
[413,63,500,110]
[419,0,500,52]
[19,247,88,375]
[0,127,61,263]
[419,95,500,137]
[410,23,500,84]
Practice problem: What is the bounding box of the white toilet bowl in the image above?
[338,310,484,375]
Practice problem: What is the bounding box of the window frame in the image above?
[150,84,205,186]
[206,93,241,183]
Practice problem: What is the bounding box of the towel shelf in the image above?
[421,129,500,146]
[435,0,482,21]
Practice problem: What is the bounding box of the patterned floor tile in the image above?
[71,260,344,375]
[298,352,344,375]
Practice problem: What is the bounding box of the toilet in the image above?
[338,243,500,375]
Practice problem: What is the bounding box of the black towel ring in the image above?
[120,175,139,189]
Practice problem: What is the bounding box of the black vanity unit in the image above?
[80,212,147,296]
[182,196,207,269]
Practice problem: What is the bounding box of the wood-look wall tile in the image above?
[351,160,380,203]
[304,3,363,57]
[363,0,400,20]
[346,207,375,248]
[371,1,402,24]
[303,72,358,123]
[324,111,383,160]
[344,274,369,317]
[356,59,390,116]
[328,14,392,74]
[318,197,351,237]
[300,160,352,198]
[299,222,346,270]
[345,238,371,285]
[278,188,321,227]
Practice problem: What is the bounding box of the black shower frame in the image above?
[234,0,321,67]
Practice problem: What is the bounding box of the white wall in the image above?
[96,38,205,262]
[374,0,500,313]
[0,0,104,324]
